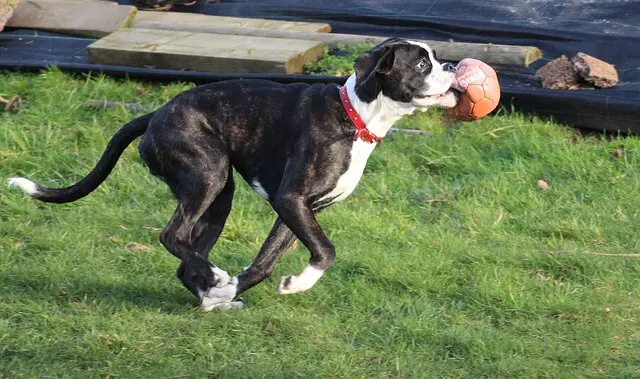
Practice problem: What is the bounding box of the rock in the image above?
[536,56,581,90]
[571,53,618,88]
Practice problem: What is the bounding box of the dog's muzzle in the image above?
[442,62,457,73]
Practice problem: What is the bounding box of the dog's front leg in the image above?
[271,194,335,294]
[235,218,297,294]
[201,218,296,311]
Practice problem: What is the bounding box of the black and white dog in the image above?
[9,38,458,310]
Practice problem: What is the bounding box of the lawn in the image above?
[1,66,639,378]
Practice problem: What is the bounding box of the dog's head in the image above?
[354,38,457,107]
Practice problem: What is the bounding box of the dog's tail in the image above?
[8,113,153,204]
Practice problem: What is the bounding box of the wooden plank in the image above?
[87,28,326,74]
[6,0,137,38]
[238,30,540,68]
[351,36,542,68]
[35,0,117,3]
[133,21,540,67]
[133,10,331,33]
[0,0,22,32]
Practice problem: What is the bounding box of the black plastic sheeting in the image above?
[1,0,639,133]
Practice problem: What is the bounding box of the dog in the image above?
[9,38,458,310]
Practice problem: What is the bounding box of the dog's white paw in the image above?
[201,276,239,311]
[277,265,325,295]
[277,275,309,294]
[211,265,231,287]
[202,300,245,311]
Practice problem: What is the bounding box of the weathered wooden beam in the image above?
[133,10,331,33]
[88,28,326,74]
[5,0,136,38]
[34,0,117,3]
[132,20,541,67]
[0,0,22,32]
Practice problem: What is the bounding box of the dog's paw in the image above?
[277,275,304,294]
[201,276,239,311]
[211,265,231,287]
[203,300,245,311]
[277,265,325,295]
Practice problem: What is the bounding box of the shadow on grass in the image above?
[0,270,197,313]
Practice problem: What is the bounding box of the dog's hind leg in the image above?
[159,155,239,307]
[189,169,235,258]
[176,169,235,300]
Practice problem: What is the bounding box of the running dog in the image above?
[9,38,458,310]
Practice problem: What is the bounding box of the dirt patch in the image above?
[536,53,619,90]
[536,56,581,90]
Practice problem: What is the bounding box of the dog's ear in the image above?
[354,47,395,78]
[377,37,407,47]
[354,44,399,102]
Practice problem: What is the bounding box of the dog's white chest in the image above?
[320,140,377,204]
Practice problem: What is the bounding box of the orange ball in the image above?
[446,58,501,121]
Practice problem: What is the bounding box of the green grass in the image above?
[1,68,640,378]
[305,44,374,76]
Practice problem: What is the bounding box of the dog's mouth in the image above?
[414,73,457,100]
[414,92,449,100]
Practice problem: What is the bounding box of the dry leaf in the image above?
[125,242,149,252]
[537,179,550,190]
[266,321,274,334]
[611,149,623,159]
[143,225,162,232]
[0,95,21,111]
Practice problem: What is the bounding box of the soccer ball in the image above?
[446,58,501,121]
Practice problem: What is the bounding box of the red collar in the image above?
[339,86,383,144]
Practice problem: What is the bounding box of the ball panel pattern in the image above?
[466,84,485,103]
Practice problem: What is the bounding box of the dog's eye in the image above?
[417,59,428,70]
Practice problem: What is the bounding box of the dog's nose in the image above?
[443,62,457,72]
